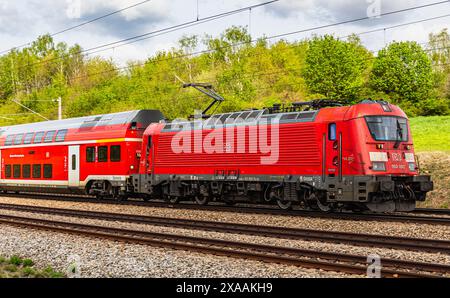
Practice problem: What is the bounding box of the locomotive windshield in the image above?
[365,116,408,142]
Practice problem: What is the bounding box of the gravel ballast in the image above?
[0,196,448,277]
[0,196,448,240]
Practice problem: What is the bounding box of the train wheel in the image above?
[116,195,128,202]
[277,199,292,210]
[195,195,209,206]
[168,196,180,204]
[317,200,332,212]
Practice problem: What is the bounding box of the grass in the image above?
[409,116,450,152]
[0,255,65,278]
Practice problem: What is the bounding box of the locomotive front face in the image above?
[354,112,433,212]
[364,115,416,175]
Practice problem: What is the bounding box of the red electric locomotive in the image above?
[131,99,433,213]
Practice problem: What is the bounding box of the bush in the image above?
[22,259,34,267]
[9,255,23,266]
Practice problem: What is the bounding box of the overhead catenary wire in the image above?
[0,0,154,55]
[2,1,450,122]
[10,0,280,71]
[9,0,448,73]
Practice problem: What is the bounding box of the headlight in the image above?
[408,163,415,171]
[372,162,386,171]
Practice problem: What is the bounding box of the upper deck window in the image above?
[23,133,34,144]
[5,135,14,146]
[44,131,56,143]
[34,132,45,144]
[55,129,68,142]
[13,134,24,145]
[365,116,408,142]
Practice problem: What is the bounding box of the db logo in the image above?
[391,153,402,162]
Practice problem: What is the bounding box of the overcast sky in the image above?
[0,0,449,66]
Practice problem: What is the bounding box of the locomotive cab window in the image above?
[23,133,34,144]
[86,147,95,162]
[5,165,11,178]
[365,116,408,142]
[98,146,108,162]
[328,123,337,141]
[23,165,31,178]
[14,134,24,145]
[33,131,45,144]
[43,164,52,179]
[44,131,56,143]
[13,165,21,178]
[33,165,41,178]
[110,145,121,162]
[55,129,68,142]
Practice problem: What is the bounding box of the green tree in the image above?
[370,41,435,115]
[303,35,371,100]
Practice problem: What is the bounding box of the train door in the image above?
[68,145,80,187]
[325,123,340,179]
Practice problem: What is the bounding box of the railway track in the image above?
[1,192,449,226]
[0,202,449,254]
[0,212,447,278]
[413,208,450,216]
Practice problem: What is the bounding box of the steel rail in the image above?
[0,202,448,254]
[1,192,449,226]
[0,213,447,278]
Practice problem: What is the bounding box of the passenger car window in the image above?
[13,165,21,178]
[23,133,35,144]
[98,146,108,162]
[33,132,45,143]
[33,165,41,178]
[5,135,14,146]
[110,145,121,162]
[13,134,24,145]
[23,165,31,178]
[44,131,56,143]
[5,165,11,178]
[55,129,68,142]
[43,164,52,178]
[86,147,95,162]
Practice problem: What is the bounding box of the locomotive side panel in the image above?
[152,122,322,177]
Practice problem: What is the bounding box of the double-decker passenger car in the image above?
[0,110,164,198]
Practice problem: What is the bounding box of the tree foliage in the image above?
[0,27,448,126]
[370,41,437,116]
[303,35,372,100]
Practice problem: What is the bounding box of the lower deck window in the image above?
[98,146,108,162]
[33,165,41,178]
[110,145,121,162]
[43,164,52,179]
[5,165,11,178]
[13,165,21,178]
[23,165,31,178]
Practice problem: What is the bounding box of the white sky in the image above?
[0,0,449,66]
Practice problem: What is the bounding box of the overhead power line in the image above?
[66,12,450,83]
[11,0,448,73]
[0,0,153,55]
[12,0,279,70]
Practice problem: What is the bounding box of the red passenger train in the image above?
[0,100,433,212]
